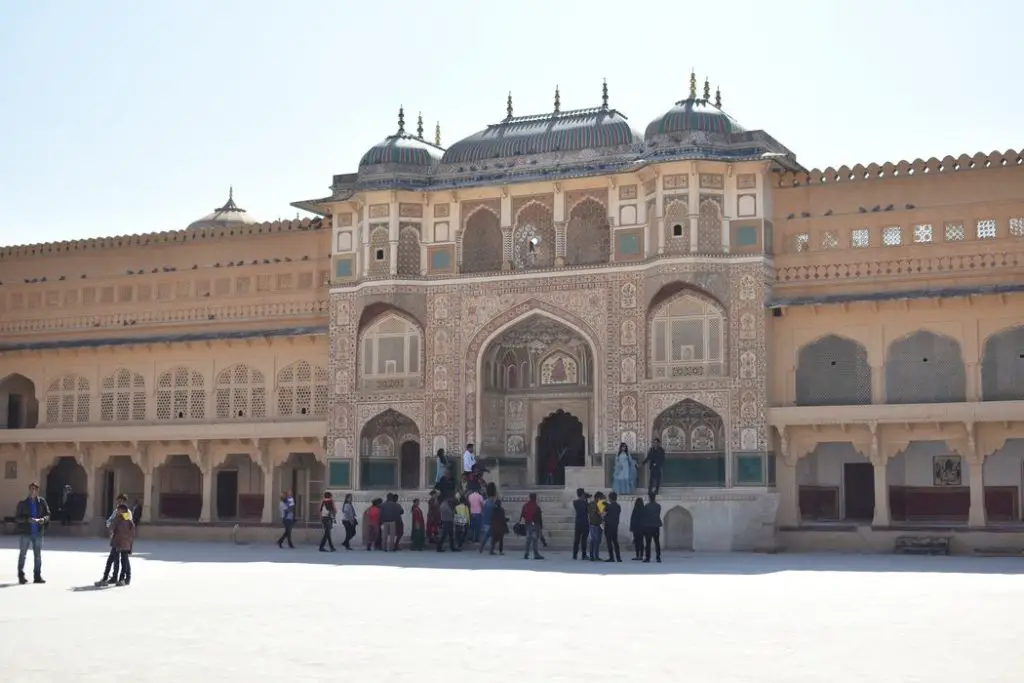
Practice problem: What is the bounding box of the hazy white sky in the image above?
[0,0,1018,245]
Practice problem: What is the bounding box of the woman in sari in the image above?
[612,442,637,495]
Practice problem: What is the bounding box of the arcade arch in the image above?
[650,399,726,487]
[359,409,421,490]
[0,373,38,429]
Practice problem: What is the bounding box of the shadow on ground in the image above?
[3,536,1024,576]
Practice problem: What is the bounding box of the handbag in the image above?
[512,521,526,537]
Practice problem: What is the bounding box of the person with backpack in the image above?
[318,491,337,552]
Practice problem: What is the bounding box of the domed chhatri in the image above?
[187,187,260,230]
[645,72,743,141]
[358,107,444,170]
[441,84,640,165]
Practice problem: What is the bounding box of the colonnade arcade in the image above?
[775,415,1024,528]
[2,437,326,525]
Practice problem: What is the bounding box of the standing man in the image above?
[571,488,589,561]
[277,490,296,549]
[60,484,73,526]
[643,438,666,496]
[519,492,544,560]
[462,443,476,477]
[644,493,663,563]
[603,491,623,562]
[15,482,51,584]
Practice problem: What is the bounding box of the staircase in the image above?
[499,492,578,549]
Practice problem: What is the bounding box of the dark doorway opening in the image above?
[7,394,22,429]
[843,462,875,521]
[216,470,239,519]
[399,441,420,490]
[103,470,115,517]
[535,409,586,486]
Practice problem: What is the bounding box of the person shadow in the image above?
[69,584,117,592]
[0,582,21,589]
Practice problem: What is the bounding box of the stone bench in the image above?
[894,535,951,556]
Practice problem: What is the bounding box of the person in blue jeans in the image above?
[277,491,296,549]
[15,482,51,585]
[478,487,496,553]
[587,492,605,561]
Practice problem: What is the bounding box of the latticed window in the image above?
[396,225,421,277]
[851,228,870,248]
[885,331,966,404]
[663,199,690,255]
[792,233,809,252]
[649,294,725,379]
[361,315,421,378]
[696,197,723,253]
[1009,217,1024,237]
[45,374,91,424]
[944,222,965,241]
[976,219,997,240]
[461,208,502,273]
[913,224,933,243]
[882,226,903,246]
[156,366,206,420]
[565,198,611,265]
[513,203,555,269]
[215,364,266,419]
[980,325,1024,401]
[368,225,390,276]
[277,361,329,417]
[795,336,872,406]
[100,368,146,422]
[820,231,840,249]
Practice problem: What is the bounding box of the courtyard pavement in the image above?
[1,537,1022,682]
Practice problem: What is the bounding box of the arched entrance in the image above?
[651,399,727,487]
[359,408,420,490]
[155,454,203,520]
[663,506,694,550]
[0,373,39,429]
[44,456,87,522]
[536,410,585,486]
[477,313,595,487]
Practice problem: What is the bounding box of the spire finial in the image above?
[689,70,697,99]
[397,106,405,135]
[435,121,441,146]
[714,87,721,109]
[416,111,424,139]
[554,85,561,114]
[229,185,233,201]
[506,91,513,119]
[703,77,711,102]
[601,78,609,109]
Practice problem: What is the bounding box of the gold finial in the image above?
[601,78,608,109]
[229,185,233,201]
[689,70,697,99]
[703,77,711,102]
[554,85,561,113]
[506,91,513,119]
[397,106,405,135]
[416,111,424,139]
[714,87,721,109]
[435,121,441,146]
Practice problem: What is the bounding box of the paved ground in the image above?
[1,537,1022,682]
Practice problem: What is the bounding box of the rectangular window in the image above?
[820,231,839,249]
[882,226,903,246]
[976,219,997,240]
[1010,217,1024,237]
[944,222,965,241]
[328,460,351,488]
[851,228,870,248]
[912,224,933,243]
[793,233,809,253]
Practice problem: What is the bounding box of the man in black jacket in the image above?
[603,491,623,562]
[14,482,51,584]
[644,493,663,563]
[571,488,589,560]
[643,438,666,496]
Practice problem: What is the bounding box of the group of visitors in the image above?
[572,487,664,563]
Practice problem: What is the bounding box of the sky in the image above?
[0,0,1019,246]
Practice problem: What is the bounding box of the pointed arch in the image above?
[359,311,423,388]
[647,288,726,380]
[45,373,91,424]
[396,224,421,277]
[0,373,38,429]
[276,360,329,417]
[460,205,502,273]
[156,366,206,420]
[566,197,610,265]
[664,197,690,254]
[368,224,390,276]
[100,368,147,421]
[981,325,1024,401]
[697,195,723,253]
[885,330,966,404]
[796,335,872,406]
[513,201,555,268]
[215,363,266,419]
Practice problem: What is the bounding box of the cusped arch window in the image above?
[885,330,966,404]
[649,294,725,379]
[45,373,91,424]
[981,325,1024,401]
[100,368,147,422]
[215,364,267,419]
[795,335,872,406]
[277,361,329,417]
[360,314,422,387]
[460,207,502,274]
[156,366,206,420]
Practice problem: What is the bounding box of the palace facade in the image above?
[2,75,1023,552]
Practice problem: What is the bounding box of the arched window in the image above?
[697,197,723,253]
[796,336,872,406]
[981,326,1024,401]
[396,225,421,277]
[461,208,502,273]
[565,198,610,265]
[156,367,206,420]
[45,373,91,424]
[513,202,555,269]
[649,294,725,379]
[368,225,390,276]
[100,368,146,422]
[215,364,267,419]
[664,198,690,254]
[361,315,421,385]
[277,361,329,417]
[885,330,966,404]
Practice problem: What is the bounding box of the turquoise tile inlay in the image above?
[335,258,353,278]
[430,248,452,270]
[735,226,759,247]
[618,233,641,256]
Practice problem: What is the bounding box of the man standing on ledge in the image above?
[644,438,666,496]
[15,482,51,585]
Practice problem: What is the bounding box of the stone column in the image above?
[82,462,97,523]
[968,459,986,527]
[775,456,800,527]
[501,226,513,270]
[965,362,979,402]
[142,468,154,524]
[871,459,890,527]
[262,468,275,524]
[388,239,399,275]
[554,221,567,266]
[196,442,213,523]
[870,362,885,404]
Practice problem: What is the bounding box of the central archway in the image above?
[359,408,421,490]
[651,399,727,487]
[475,311,596,487]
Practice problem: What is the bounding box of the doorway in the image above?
[216,470,239,519]
[535,409,586,486]
[7,394,22,428]
[400,441,421,489]
[843,462,875,521]
[103,470,115,517]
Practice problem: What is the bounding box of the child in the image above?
[110,503,136,586]
[410,498,425,551]
[489,500,508,555]
[454,495,470,548]
[365,498,381,551]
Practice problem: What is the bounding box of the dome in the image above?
[644,97,745,141]
[442,106,640,165]
[187,188,260,230]
[359,135,443,169]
